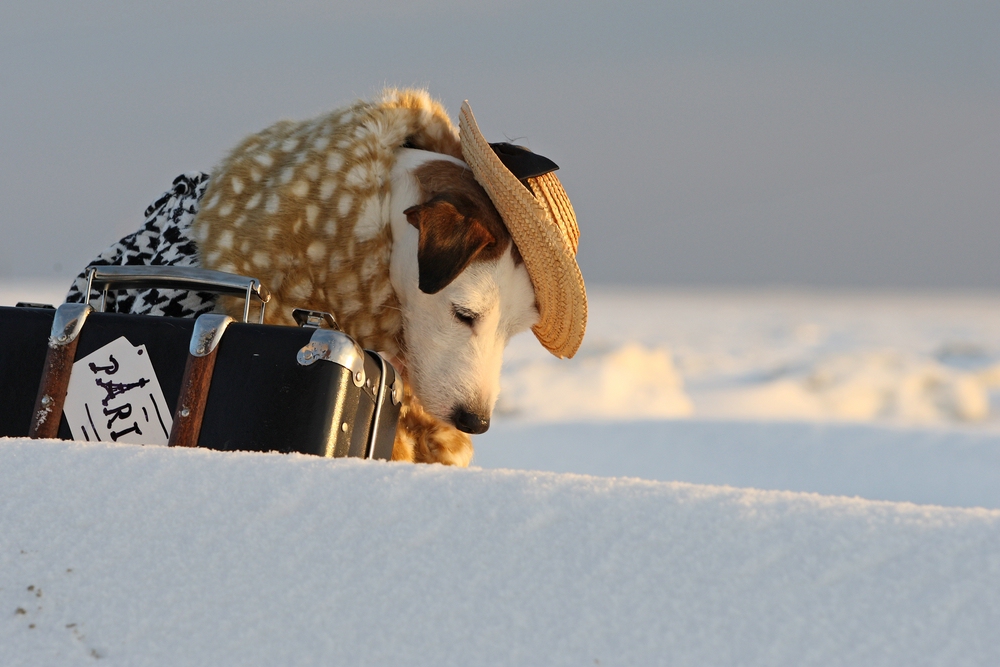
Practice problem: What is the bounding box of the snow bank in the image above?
[498,287,1000,427]
[497,342,693,421]
[2,438,999,666]
[475,420,1000,509]
[690,349,995,423]
[499,341,997,425]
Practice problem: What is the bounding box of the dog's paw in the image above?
[392,393,473,466]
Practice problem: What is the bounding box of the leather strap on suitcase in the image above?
[168,314,233,448]
[28,304,93,439]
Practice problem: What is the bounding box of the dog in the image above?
[192,90,548,465]
[389,150,540,450]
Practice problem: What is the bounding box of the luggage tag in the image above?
[62,336,173,445]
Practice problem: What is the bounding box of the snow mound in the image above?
[474,420,1000,509]
[2,438,999,666]
[497,287,1000,427]
[699,349,994,423]
[497,343,693,421]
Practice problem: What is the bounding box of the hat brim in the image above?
[459,101,587,359]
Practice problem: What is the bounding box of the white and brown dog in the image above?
[192,89,586,465]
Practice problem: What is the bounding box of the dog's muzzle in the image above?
[451,406,490,434]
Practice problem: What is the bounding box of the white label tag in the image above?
[63,336,173,445]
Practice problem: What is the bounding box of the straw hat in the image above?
[458,101,587,359]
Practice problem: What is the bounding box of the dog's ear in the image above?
[404,195,495,294]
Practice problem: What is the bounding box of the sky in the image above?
[1,0,998,288]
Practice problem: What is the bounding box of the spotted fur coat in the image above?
[69,89,478,465]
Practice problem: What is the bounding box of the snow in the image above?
[3,439,999,666]
[497,287,1000,427]
[475,420,1000,509]
[3,283,1000,663]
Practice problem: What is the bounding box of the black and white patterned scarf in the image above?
[66,172,218,318]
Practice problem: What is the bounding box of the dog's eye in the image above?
[452,305,479,327]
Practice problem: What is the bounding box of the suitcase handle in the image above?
[84,265,271,323]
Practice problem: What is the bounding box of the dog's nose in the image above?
[451,406,490,434]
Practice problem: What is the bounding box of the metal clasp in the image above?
[189,314,234,357]
[292,308,340,331]
[49,303,94,347]
[296,328,366,387]
[390,371,402,406]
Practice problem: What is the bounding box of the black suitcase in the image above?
[0,266,400,459]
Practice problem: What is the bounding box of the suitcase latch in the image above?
[297,329,366,387]
[292,308,340,331]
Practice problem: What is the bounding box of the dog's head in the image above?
[390,149,539,434]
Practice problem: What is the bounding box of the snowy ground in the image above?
[3,281,1000,664]
[497,286,1000,427]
